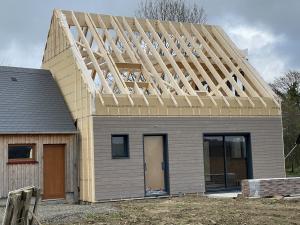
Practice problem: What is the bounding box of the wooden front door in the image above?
[144,136,167,195]
[43,144,65,199]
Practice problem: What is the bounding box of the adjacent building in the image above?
[0,66,77,202]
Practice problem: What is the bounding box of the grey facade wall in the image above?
[93,116,285,201]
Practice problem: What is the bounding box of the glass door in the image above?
[204,134,250,191]
[203,136,225,190]
[225,136,248,189]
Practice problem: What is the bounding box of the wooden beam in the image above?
[119,16,178,106]
[97,15,124,63]
[178,23,232,107]
[112,16,165,106]
[168,22,219,106]
[134,18,192,107]
[84,13,134,106]
[71,11,119,105]
[145,19,198,97]
[56,10,280,110]
[109,16,138,63]
[157,21,210,107]
[54,10,99,95]
[191,25,246,107]
[115,62,142,70]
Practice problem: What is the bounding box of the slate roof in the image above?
[0,66,76,134]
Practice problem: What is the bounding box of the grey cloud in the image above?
[0,0,298,78]
[202,0,300,71]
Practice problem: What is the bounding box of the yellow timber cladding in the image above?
[42,9,282,202]
[0,134,75,200]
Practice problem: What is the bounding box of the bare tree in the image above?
[270,71,300,97]
[271,71,300,175]
[135,0,207,24]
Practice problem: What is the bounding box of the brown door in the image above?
[144,136,166,195]
[43,144,65,199]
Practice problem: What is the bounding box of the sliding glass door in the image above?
[203,136,225,189]
[203,134,251,191]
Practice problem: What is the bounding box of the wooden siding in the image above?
[43,11,70,63]
[0,134,75,199]
[93,116,285,201]
[43,48,95,202]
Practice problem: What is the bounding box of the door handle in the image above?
[161,162,165,171]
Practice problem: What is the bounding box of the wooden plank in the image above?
[10,193,22,225]
[19,189,33,224]
[115,62,142,70]
[2,196,14,225]
[71,12,110,94]
[125,81,150,88]
[71,11,119,105]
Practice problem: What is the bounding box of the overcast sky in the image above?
[0,0,299,82]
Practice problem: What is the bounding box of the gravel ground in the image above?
[0,196,299,224]
[0,202,116,224]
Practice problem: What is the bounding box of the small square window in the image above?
[111,135,129,159]
[8,144,36,163]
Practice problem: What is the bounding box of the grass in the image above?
[286,166,300,177]
[60,195,300,225]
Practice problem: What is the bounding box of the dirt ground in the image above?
[53,195,300,225]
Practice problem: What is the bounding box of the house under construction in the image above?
[0,9,285,203]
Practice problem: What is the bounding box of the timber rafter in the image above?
[43,9,281,112]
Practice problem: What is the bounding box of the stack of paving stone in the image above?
[242,177,300,197]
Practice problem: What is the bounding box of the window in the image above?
[111,135,129,159]
[225,136,247,159]
[8,144,36,164]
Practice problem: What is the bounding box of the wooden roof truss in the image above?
[43,9,280,111]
